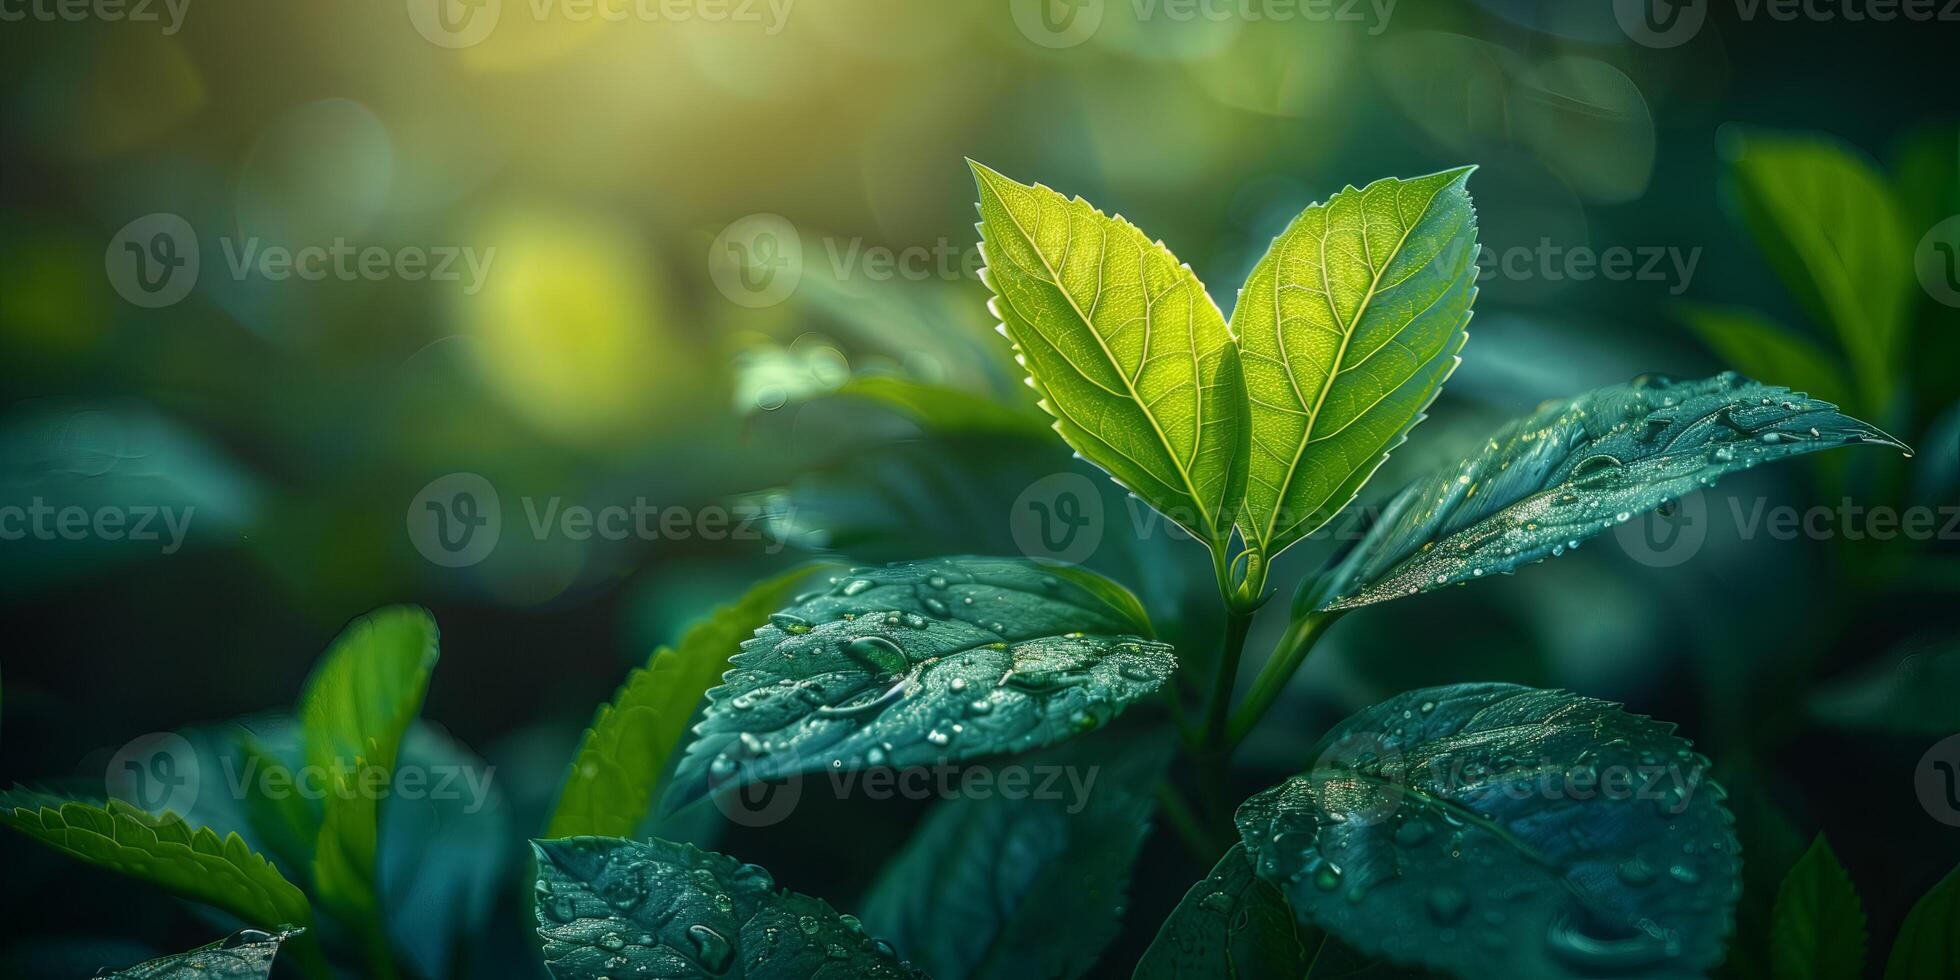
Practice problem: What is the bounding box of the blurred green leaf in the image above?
[531,836,924,979]
[1724,129,1915,406]
[1718,772,1808,980]
[297,606,439,976]
[0,792,312,932]
[861,731,1168,980]
[1771,835,1867,980]
[1678,303,1854,411]
[1885,863,1960,980]
[1809,641,1960,736]
[1233,167,1478,561]
[100,928,304,980]
[547,564,828,839]
[1301,374,1909,612]
[666,557,1173,810]
[971,161,1249,557]
[1235,683,1739,980]
[1136,843,1317,979]
[832,375,1048,437]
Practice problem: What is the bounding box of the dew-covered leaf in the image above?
[548,565,831,839]
[97,928,304,980]
[0,791,313,931]
[297,606,440,969]
[1235,683,1740,980]
[666,557,1174,810]
[862,731,1168,980]
[1885,862,1960,980]
[1135,843,1317,980]
[1301,373,1909,612]
[1233,167,1478,559]
[531,836,925,980]
[971,161,1249,556]
[1770,835,1866,980]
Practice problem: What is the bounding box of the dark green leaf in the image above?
[666,557,1174,810]
[0,791,312,932]
[1885,863,1960,980]
[99,928,304,980]
[1809,641,1960,736]
[297,605,440,970]
[971,161,1250,556]
[548,565,831,838]
[1135,843,1317,980]
[1302,373,1909,612]
[1716,772,1808,980]
[531,836,925,980]
[1770,835,1867,980]
[1236,683,1740,980]
[1234,168,1479,559]
[862,731,1169,980]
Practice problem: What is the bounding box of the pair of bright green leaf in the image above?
[1771,835,1960,980]
[972,162,1480,564]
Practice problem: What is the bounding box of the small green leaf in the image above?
[971,161,1250,556]
[297,605,440,973]
[1302,373,1909,612]
[1770,835,1867,980]
[0,792,312,931]
[1678,303,1854,412]
[1236,683,1741,980]
[1724,129,1914,405]
[1135,843,1317,980]
[666,557,1174,810]
[98,928,304,980]
[531,836,925,980]
[547,564,830,839]
[1885,863,1960,980]
[1234,167,1479,559]
[862,731,1169,980]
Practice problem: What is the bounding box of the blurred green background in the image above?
[2,1,1958,976]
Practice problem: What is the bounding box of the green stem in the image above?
[1226,609,1344,749]
[1199,606,1256,754]
[1154,781,1219,861]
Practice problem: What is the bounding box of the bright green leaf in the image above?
[297,605,440,972]
[1234,167,1479,559]
[1301,373,1909,612]
[99,928,304,980]
[666,557,1174,810]
[971,161,1250,556]
[531,836,925,979]
[1724,129,1914,405]
[1770,834,1867,980]
[0,792,312,931]
[1236,683,1741,980]
[1678,303,1854,411]
[1135,843,1317,980]
[861,731,1168,980]
[1885,863,1960,980]
[547,564,830,839]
